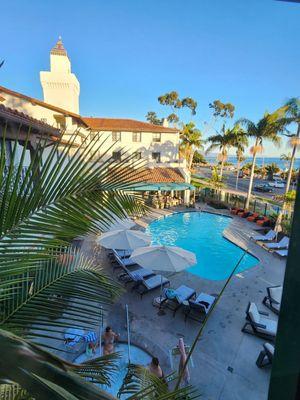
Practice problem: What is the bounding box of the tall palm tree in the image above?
[0,125,198,399]
[238,108,286,209]
[180,122,203,169]
[229,125,248,190]
[282,98,300,194]
[206,125,240,179]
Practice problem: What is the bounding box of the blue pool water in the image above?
[146,212,258,281]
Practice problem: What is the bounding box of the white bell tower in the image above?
[40,37,80,114]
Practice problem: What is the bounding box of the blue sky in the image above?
[1,0,299,156]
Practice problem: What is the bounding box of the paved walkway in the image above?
[100,205,286,400]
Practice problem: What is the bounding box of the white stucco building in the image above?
[0,38,192,202]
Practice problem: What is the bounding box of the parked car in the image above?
[254,184,274,193]
[268,180,285,189]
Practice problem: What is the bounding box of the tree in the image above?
[229,124,248,190]
[193,150,207,164]
[206,125,239,179]
[145,111,162,125]
[157,91,197,124]
[208,166,225,189]
[209,100,235,119]
[282,98,300,194]
[180,122,203,169]
[265,163,280,181]
[238,107,286,209]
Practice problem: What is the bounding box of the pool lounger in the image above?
[262,285,282,315]
[241,302,277,341]
[134,275,170,298]
[256,343,274,368]
[118,265,155,284]
[183,293,216,322]
[263,236,289,251]
[161,285,196,316]
[112,253,137,269]
[274,249,288,258]
[251,230,276,242]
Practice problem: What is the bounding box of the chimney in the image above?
[162,118,169,128]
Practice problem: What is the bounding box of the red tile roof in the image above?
[0,104,60,137]
[82,117,178,133]
[0,85,86,123]
[131,167,185,183]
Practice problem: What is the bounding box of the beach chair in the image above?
[111,253,137,271]
[256,217,270,227]
[161,285,196,316]
[183,293,216,322]
[247,213,260,222]
[133,274,170,298]
[264,236,289,251]
[274,249,288,257]
[241,302,277,341]
[251,230,276,242]
[256,343,274,368]
[262,285,282,315]
[118,264,155,284]
[230,207,244,215]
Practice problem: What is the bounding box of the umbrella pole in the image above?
[157,274,166,316]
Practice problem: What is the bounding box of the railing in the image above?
[196,187,294,221]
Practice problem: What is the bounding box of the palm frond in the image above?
[118,365,199,399]
[0,329,118,400]
[1,246,120,350]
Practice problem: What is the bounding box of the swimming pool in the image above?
[74,342,151,398]
[146,212,258,281]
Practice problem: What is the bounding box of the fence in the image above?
[196,187,294,221]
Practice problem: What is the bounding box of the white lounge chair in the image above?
[161,285,196,316]
[263,285,282,315]
[134,274,170,298]
[264,236,289,251]
[183,293,216,322]
[256,343,274,368]
[241,302,277,340]
[274,249,288,257]
[251,230,276,242]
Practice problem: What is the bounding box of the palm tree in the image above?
[0,125,199,399]
[238,108,286,209]
[180,122,203,169]
[206,125,240,179]
[229,125,248,190]
[265,163,280,181]
[282,98,300,194]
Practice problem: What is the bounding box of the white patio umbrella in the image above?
[129,245,196,314]
[97,229,151,250]
[129,245,196,272]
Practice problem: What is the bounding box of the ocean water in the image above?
[205,156,300,171]
[147,212,258,281]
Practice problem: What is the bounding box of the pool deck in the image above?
[92,204,286,400]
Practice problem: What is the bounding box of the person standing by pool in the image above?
[103,326,119,355]
[148,357,164,379]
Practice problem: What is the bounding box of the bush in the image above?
[207,199,229,209]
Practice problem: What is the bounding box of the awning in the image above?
[126,182,195,191]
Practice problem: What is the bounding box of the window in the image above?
[112,131,121,142]
[54,115,66,129]
[152,133,161,142]
[112,151,121,161]
[133,152,142,160]
[132,132,141,142]
[152,152,161,163]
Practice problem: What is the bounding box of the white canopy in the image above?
[97,229,151,250]
[129,245,196,273]
[97,217,135,232]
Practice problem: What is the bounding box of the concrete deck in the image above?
[93,205,286,400]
